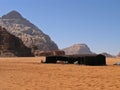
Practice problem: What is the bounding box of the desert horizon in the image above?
[0,57,120,90]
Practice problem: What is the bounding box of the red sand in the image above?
[0,57,120,90]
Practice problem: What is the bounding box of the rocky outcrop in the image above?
[0,26,34,57]
[62,44,93,55]
[0,10,58,51]
[34,50,65,56]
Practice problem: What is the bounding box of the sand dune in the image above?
[0,57,120,90]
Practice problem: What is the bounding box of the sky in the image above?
[0,0,120,55]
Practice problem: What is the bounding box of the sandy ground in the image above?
[0,57,120,90]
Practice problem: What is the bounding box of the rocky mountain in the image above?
[0,26,34,57]
[0,10,58,51]
[62,44,93,55]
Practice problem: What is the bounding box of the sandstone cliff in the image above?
[0,26,34,57]
[0,10,58,51]
[62,44,93,55]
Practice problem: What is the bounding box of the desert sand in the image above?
[0,57,120,90]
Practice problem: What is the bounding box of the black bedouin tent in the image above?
[44,54,106,66]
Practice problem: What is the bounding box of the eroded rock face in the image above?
[0,10,58,51]
[62,44,93,55]
[33,50,65,56]
[0,26,34,57]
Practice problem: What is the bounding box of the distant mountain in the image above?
[0,10,58,51]
[62,44,93,55]
[100,52,115,58]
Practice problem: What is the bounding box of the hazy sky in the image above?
[0,0,120,55]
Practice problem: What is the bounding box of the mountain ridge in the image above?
[0,10,59,51]
[2,10,23,19]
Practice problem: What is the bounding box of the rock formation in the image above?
[0,10,58,51]
[0,26,34,57]
[33,50,65,56]
[62,44,93,55]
